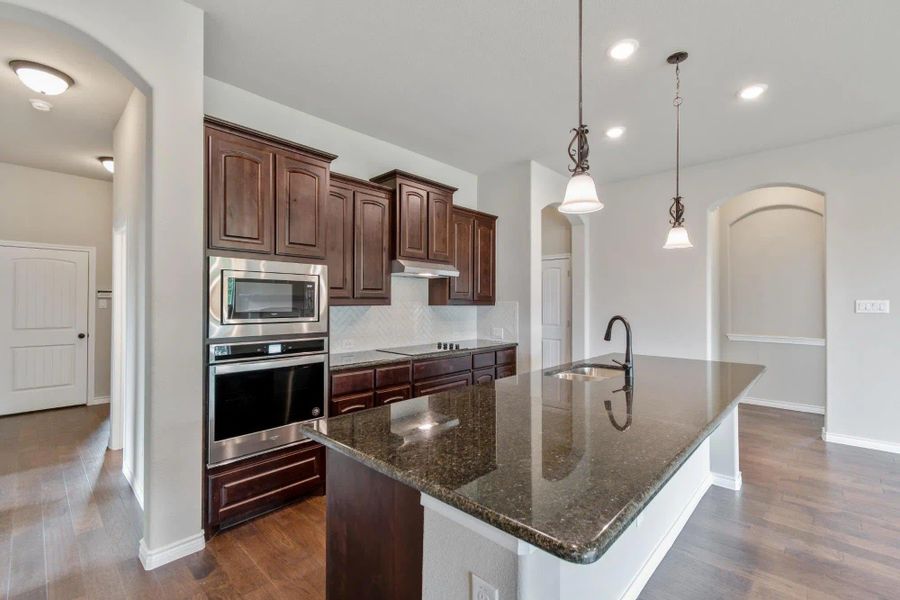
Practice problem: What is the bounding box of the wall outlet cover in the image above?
[471,573,499,600]
[491,327,504,340]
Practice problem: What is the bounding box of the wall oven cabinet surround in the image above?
[369,170,459,273]
[208,337,329,465]
[206,118,336,260]
[327,173,392,305]
[429,207,497,305]
[208,255,327,339]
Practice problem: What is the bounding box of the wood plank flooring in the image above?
[1,403,898,599]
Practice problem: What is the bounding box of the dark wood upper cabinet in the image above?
[427,190,452,262]
[326,181,354,299]
[473,213,496,303]
[275,152,329,259]
[354,190,391,300]
[429,207,497,306]
[328,173,392,306]
[205,117,337,261]
[370,170,458,264]
[397,183,428,260]
[207,127,275,253]
[449,212,474,301]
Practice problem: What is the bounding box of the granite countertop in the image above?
[301,354,764,564]
[329,340,518,371]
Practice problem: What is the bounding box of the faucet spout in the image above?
[603,315,633,371]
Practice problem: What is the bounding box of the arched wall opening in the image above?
[708,185,827,415]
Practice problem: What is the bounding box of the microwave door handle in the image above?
[213,354,327,375]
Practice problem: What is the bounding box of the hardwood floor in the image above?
[2,403,898,599]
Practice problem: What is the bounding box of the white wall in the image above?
[2,0,206,565]
[587,125,900,447]
[715,187,825,410]
[0,161,113,399]
[113,88,147,505]
[541,205,572,256]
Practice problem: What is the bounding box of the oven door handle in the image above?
[212,354,327,375]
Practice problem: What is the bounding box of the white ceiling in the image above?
[192,0,900,182]
[0,19,133,181]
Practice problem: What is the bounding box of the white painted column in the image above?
[709,406,742,490]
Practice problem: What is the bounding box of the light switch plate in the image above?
[855,300,890,314]
[491,327,504,340]
[471,573,499,600]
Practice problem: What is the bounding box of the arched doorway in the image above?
[709,185,826,415]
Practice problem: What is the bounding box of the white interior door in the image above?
[0,244,90,415]
[541,257,572,369]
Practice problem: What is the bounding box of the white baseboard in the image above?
[822,429,900,455]
[711,472,742,491]
[741,397,825,415]
[620,473,713,600]
[89,395,110,405]
[122,464,144,510]
[139,532,205,570]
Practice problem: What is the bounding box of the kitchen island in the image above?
[301,354,764,600]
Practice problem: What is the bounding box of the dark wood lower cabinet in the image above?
[413,372,471,396]
[326,449,423,600]
[375,384,412,406]
[330,391,374,416]
[206,441,325,535]
[473,367,495,384]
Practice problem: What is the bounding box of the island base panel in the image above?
[326,449,423,600]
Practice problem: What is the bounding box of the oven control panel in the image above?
[210,338,327,363]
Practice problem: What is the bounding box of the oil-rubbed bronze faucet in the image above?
[603,315,633,373]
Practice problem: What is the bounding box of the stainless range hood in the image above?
[391,258,459,278]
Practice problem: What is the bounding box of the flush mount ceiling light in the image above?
[559,0,604,215]
[608,39,639,61]
[29,98,53,112]
[98,156,114,174]
[738,83,767,101]
[663,51,693,250]
[9,60,74,95]
[605,126,626,139]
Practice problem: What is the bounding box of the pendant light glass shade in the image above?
[559,173,604,214]
[663,225,692,249]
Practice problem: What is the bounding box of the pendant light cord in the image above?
[578,0,583,127]
[674,62,682,198]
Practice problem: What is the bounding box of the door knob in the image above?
[78,333,87,339]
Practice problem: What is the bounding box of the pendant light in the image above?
[663,52,693,249]
[559,0,603,215]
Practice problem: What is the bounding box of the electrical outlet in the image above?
[471,573,499,600]
[338,339,354,351]
[491,327,504,340]
[855,300,890,314]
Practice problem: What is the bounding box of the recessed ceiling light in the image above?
[605,126,626,139]
[9,60,74,95]
[608,39,639,61]
[29,98,53,112]
[98,156,114,174]
[738,83,768,101]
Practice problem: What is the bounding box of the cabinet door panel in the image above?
[330,391,374,416]
[398,184,428,260]
[208,128,274,253]
[450,212,474,301]
[326,183,354,299]
[428,191,452,262]
[276,153,328,259]
[474,216,496,303]
[355,191,391,299]
[413,373,471,397]
[375,384,412,406]
[472,368,495,385]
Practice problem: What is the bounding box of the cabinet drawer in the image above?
[375,384,412,406]
[331,369,374,397]
[375,363,411,388]
[496,364,516,379]
[472,351,496,370]
[208,441,324,530]
[496,347,516,366]
[414,373,471,397]
[330,391,374,416]
[472,368,495,385]
[413,355,472,381]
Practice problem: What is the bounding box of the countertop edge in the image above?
[329,342,519,372]
[301,363,766,564]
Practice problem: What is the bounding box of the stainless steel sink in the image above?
[552,364,625,382]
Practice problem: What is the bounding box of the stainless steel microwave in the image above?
[208,255,328,339]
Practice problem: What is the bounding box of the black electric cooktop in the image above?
[377,339,511,357]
